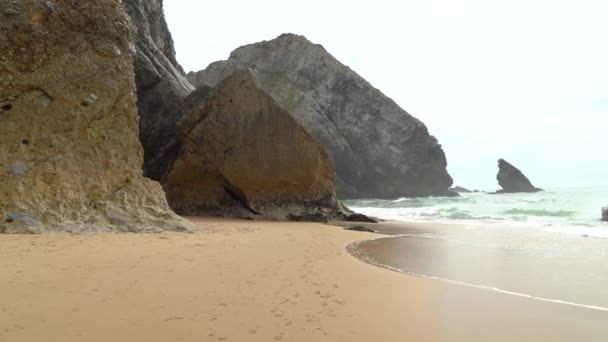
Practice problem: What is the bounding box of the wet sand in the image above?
[0,218,439,342]
[348,220,608,341]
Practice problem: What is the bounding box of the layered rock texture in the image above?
[160,69,354,221]
[602,206,607,222]
[496,159,542,193]
[0,0,195,233]
[118,6,368,221]
[122,0,194,180]
[187,33,454,199]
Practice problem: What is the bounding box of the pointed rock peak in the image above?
[229,33,322,60]
[253,33,314,47]
[274,33,313,43]
[496,159,542,193]
[218,68,258,87]
[498,159,512,167]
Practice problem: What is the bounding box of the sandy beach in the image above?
[2,218,606,342]
[0,218,439,342]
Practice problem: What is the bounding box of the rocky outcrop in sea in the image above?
[187,34,454,199]
[161,69,352,220]
[0,0,195,233]
[495,159,542,193]
[602,206,608,222]
[450,186,472,193]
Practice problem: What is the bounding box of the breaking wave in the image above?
[344,187,608,238]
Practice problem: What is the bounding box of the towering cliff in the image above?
[160,69,354,221]
[0,0,195,233]
[122,0,194,180]
[118,5,369,220]
[188,34,454,199]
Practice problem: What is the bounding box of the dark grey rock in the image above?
[602,206,607,222]
[450,186,472,193]
[38,94,52,107]
[495,159,542,193]
[122,0,194,180]
[4,211,41,233]
[107,212,129,226]
[187,33,454,199]
[343,213,378,223]
[2,8,18,17]
[7,211,40,226]
[345,225,376,233]
[1,1,18,17]
[10,161,28,176]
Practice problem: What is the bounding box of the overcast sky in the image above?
[164,0,608,190]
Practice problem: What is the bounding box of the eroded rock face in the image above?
[163,69,349,221]
[122,0,194,180]
[0,0,195,233]
[187,33,454,199]
[496,159,542,193]
[602,206,607,222]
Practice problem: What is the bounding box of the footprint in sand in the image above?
[163,317,184,322]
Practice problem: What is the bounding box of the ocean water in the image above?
[346,186,608,328]
[345,186,608,238]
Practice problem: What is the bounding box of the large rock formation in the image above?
[495,159,542,193]
[187,33,454,199]
[122,0,194,180]
[602,206,608,222]
[161,69,353,221]
[0,0,195,233]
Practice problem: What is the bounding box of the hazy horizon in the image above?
[164,0,608,191]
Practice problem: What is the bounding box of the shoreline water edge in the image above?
[342,219,608,340]
[345,186,608,238]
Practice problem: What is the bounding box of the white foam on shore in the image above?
[351,207,608,239]
[345,187,608,239]
[347,236,608,313]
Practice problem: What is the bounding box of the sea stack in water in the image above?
[450,186,472,193]
[122,0,195,180]
[187,33,454,199]
[495,159,542,193]
[602,206,608,222]
[0,0,194,233]
[161,69,352,221]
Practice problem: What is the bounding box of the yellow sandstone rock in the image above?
[0,0,195,233]
[163,70,346,220]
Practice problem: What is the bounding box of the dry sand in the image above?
[0,218,440,342]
